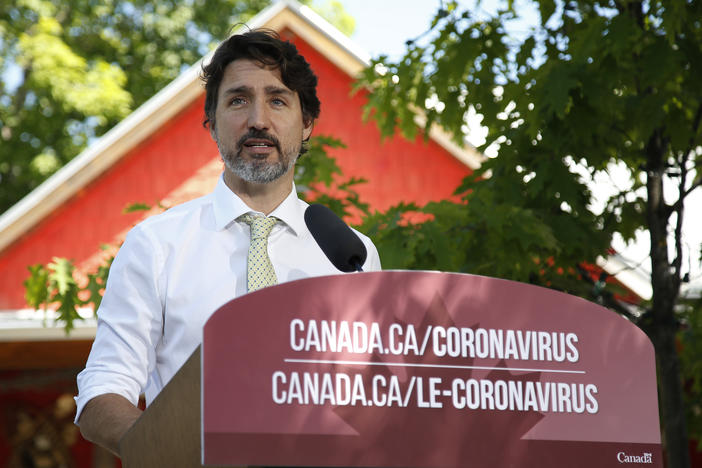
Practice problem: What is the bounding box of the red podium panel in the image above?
[202,271,661,467]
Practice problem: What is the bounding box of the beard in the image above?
[217,129,299,184]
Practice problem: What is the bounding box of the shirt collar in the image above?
[268,185,306,237]
[212,175,306,236]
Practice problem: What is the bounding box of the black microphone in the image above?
[304,204,368,272]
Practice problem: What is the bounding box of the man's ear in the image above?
[208,121,217,140]
[302,119,314,141]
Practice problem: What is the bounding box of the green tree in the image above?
[0,0,354,215]
[356,1,701,467]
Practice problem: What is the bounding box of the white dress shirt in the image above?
[74,176,381,422]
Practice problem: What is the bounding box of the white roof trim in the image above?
[294,3,372,65]
[0,308,96,341]
[0,0,481,256]
[412,113,484,170]
[597,254,652,301]
[681,281,701,300]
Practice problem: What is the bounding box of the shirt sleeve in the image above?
[74,223,165,423]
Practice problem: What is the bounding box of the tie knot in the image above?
[240,214,277,240]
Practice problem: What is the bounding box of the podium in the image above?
[120,271,663,467]
[120,347,206,467]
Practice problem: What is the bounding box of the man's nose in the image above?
[248,101,270,129]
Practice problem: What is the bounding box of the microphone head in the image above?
[304,204,368,272]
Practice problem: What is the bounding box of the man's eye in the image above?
[271,98,286,106]
[230,97,246,106]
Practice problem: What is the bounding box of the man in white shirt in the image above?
[75,29,381,456]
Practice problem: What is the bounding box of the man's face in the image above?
[210,59,313,184]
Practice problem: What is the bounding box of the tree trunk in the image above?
[652,323,690,468]
[646,131,690,468]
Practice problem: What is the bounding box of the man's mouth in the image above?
[243,139,275,148]
[236,131,281,157]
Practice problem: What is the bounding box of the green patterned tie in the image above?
[239,214,278,292]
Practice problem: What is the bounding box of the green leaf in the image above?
[536,63,577,119]
[537,0,556,26]
[47,257,77,296]
[84,256,113,312]
[24,264,50,310]
[295,134,345,189]
[45,257,82,332]
[123,202,152,213]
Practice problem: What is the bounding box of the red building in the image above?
[0,2,480,466]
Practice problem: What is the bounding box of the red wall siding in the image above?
[0,32,472,310]
[0,97,219,309]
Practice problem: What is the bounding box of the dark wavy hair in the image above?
[201,28,320,133]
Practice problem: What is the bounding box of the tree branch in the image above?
[671,155,688,290]
[668,103,702,286]
[11,66,31,117]
[666,102,702,215]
